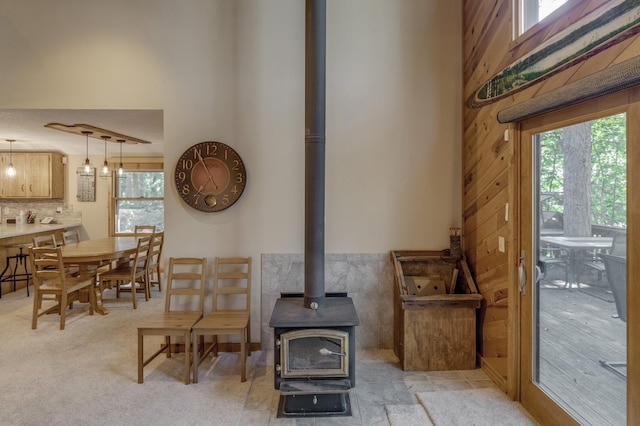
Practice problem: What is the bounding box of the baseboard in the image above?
[479,356,508,392]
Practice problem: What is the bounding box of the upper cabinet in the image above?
[0,153,64,199]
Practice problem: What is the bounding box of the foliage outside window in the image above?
[538,113,626,229]
[519,0,569,35]
[114,170,164,234]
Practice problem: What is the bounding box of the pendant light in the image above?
[100,135,111,177]
[5,139,16,177]
[82,130,93,173]
[117,139,125,176]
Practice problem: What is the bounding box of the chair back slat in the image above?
[165,257,207,313]
[29,247,68,289]
[212,257,251,313]
[33,234,58,248]
[61,230,80,245]
[134,225,156,235]
[132,235,153,270]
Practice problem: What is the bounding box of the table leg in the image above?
[77,264,109,315]
[94,282,108,315]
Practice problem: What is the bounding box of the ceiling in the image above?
[0,109,163,156]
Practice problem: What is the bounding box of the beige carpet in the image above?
[0,287,254,425]
[417,388,539,426]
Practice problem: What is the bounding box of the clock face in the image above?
[174,141,247,212]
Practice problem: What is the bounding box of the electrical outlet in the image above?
[498,236,505,252]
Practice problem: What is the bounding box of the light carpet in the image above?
[0,288,255,425]
[386,404,434,425]
[417,388,539,426]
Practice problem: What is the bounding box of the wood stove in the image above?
[270,294,359,417]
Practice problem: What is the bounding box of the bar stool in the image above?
[0,243,32,297]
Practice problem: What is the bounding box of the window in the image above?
[519,0,569,35]
[114,170,164,234]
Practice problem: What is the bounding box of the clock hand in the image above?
[196,151,218,190]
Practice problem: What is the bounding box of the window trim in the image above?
[511,0,590,49]
[109,160,164,236]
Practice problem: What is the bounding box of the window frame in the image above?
[109,160,164,236]
[512,0,586,45]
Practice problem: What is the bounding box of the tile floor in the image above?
[230,348,499,425]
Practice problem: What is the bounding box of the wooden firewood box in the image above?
[390,250,482,371]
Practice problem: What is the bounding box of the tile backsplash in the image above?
[260,253,395,354]
[0,200,79,223]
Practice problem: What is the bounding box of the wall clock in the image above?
[174,141,247,212]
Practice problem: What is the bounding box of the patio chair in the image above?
[538,244,569,285]
[578,231,626,285]
[597,253,626,378]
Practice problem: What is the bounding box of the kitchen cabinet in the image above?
[0,153,64,199]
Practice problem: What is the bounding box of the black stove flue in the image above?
[304,0,327,310]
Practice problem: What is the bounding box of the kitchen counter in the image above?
[0,220,82,240]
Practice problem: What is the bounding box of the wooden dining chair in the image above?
[134,225,156,235]
[33,234,58,248]
[99,235,153,309]
[137,257,206,384]
[193,257,251,383]
[61,229,81,245]
[147,232,164,292]
[28,246,96,330]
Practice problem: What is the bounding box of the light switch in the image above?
[498,236,505,253]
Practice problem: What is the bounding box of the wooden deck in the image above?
[538,272,626,426]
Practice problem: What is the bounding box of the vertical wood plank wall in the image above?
[462,0,639,393]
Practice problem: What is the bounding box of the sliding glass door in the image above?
[518,96,637,425]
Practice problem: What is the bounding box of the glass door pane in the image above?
[533,114,627,425]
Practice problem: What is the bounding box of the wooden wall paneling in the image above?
[463,143,508,205]
[532,64,580,97]
[463,0,514,392]
[474,229,508,277]
[464,139,509,203]
[463,0,510,76]
[464,231,477,266]
[464,187,508,236]
[612,34,640,63]
[465,168,510,223]
[566,37,636,83]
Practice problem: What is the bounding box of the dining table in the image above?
[59,236,140,315]
[539,236,613,287]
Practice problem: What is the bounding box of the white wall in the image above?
[64,154,112,240]
[0,0,462,341]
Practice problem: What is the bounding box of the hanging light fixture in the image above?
[82,131,93,173]
[100,135,111,177]
[117,139,125,176]
[5,139,16,177]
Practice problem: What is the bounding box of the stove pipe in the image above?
[304,0,326,310]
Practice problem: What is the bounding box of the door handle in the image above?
[519,250,527,295]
